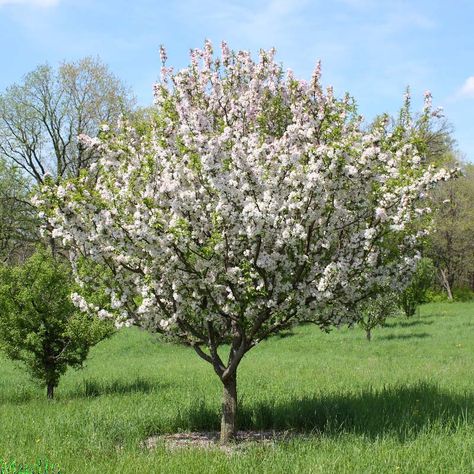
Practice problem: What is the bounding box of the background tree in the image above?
[428,161,474,298]
[0,56,134,185]
[372,88,453,168]
[357,290,400,341]
[0,248,113,399]
[40,42,451,442]
[398,257,435,316]
[0,157,38,263]
[0,57,134,260]
[128,105,162,137]
[386,101,473,300]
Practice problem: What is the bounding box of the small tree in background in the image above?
[39,42,451,441]
[358,291,400,341]
[0,249,113,399]
[399,257,436,317]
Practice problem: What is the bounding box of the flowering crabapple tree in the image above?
[38,41,450,443]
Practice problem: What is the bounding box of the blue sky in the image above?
[1,0,473,160]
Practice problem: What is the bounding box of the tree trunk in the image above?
[220,372,237,444]
[440,268,453,300]
[366,329,372,341]
[47,382,54,400]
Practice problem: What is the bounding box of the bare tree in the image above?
[0,57,134,185]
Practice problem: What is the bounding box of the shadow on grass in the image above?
[0,377,162,403]
[172,382,473,442]
[383,319,434,328]
[379,333,431,341]
[74,377,161,398]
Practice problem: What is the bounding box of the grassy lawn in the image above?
[0,302,473,473]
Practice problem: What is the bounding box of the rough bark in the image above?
[366,328,372,341]
[220,372,237,444]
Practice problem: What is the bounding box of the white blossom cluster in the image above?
[38,41,451,353]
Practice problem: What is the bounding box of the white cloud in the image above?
[458,76,474,98]
[0,0,59,6]
[176,0,309,49]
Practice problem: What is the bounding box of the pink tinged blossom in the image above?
[423,90,433,111]
[221,41,230,65]
[77,134,101,149]
[375,207,388,222]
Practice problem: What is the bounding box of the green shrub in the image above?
[0,248,113,399]
[399,258,435,317]
[358,291,401,341]
[452,287,474,302]
[426,287,474,303]
[424,289,448,303]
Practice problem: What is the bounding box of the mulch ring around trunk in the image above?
[144,430,301,452]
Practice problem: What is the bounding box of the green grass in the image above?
[0,302,473,473]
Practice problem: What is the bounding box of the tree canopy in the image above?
[39,42,451,441]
